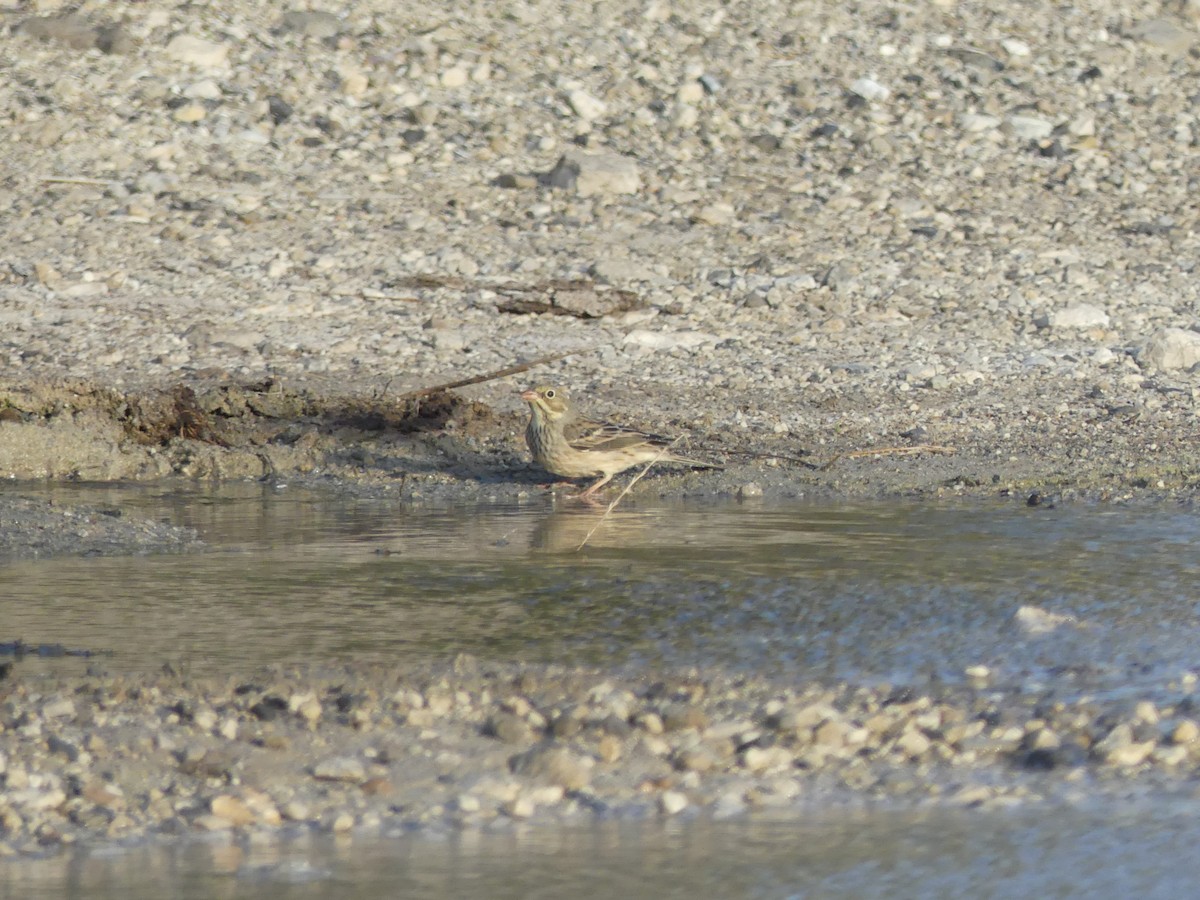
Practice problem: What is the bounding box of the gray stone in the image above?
[165,35,229,68]
[279,11,341,38]
[546,150,640,197]
[1139,328,1200,370]
[509,743,592,790]
[312,756,366,783]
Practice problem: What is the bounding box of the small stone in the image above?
[1172,720,1200,745]
[290,692,322,725]
[674,748,717,773]
[279,11,341,38]
[42,698,76,719]
[1014,605,1075,633]
[1039,304,1110,329]
[566,89,607,120]
[485,712,536,745]
[546,150,640,197]
[1134,701,1160,725]
[1139,328,1200,370]
[210,795,255,826]
[194,814,232,831]
[596,735,623,763]
[737,482,763,499]
[509,743,592,790]
[503,796,536,818]
[636,712,665,734]
[441,67,469,88]
[184,79,222,101]
[692,202,735,226]
[623,329,718,351]
[341,69,369,97]
[659,791,688,815]
[960,114,1001,133]
[740,745,793,773]
[312,756,365,783]
[173,104,207,124]
[59,282,108,298]
[1130,19,1195,54]
[662,704,708,732]
[1001,38,1031,56]
[165,35,229,68]
[1006,115,1054,140]
[849,77,890,102]
[82,782,124,808]
[895,728,931,757]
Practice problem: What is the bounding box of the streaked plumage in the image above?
[520,384,720,497]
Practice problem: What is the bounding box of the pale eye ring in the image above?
[544,389,556,399]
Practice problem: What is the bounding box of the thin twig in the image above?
[819,444,955,470]
[576,437,682,552]
[393,351,576,401]
[39,178,120,189]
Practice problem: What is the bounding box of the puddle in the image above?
[3,484,1200,701]
[5,800,1200,900]
[4,484,1200,898]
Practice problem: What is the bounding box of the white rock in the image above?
[1001,38,1031,56]
[1041,304,1110,329]
[693,202,735,226]
[546,150,640,197]
[623,329,718,350]
[184,79,222,100]
[567,89,607,120]
[1014,605,1076,634]
[441,67,469,88]
[1006,115,1054,140]
[659,791,688,815]
[960,113,1001,133]
[849,77,890,102]
[1139,328,1200,370]
[165,35,229,68]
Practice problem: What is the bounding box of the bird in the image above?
[520,384,721,498]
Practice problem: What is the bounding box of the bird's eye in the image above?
[544,389,556,398]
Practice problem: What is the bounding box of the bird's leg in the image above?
[576,473,614,499]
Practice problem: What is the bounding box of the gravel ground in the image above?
[1,0,1199,496]
[3,657,1199,858]
[3,0,1200,860]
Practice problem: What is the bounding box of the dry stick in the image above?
[41,176,119,187]
[575,437,682,553]
[393,351,575,402]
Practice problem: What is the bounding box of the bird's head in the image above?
[520,384,572,421]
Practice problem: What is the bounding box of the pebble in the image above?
[1038,304,1110,329]
[164,35,229,68]
[566,89,607,121]
[1139,328,1200,370]
[849,77,890,102]
[659,791,688,815]
[509,744,592,790]
[546,150,640,197]
[279,11,341,38]
[312,756,366,784]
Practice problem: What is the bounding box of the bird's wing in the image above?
[563,416,670,452]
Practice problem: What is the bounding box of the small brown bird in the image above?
[520,385,721,498]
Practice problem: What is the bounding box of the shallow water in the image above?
[6,800,1200,900]
[2,484,1199,703]
[4,483,1200,898]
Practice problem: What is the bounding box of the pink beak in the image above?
[519,389,537,401]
